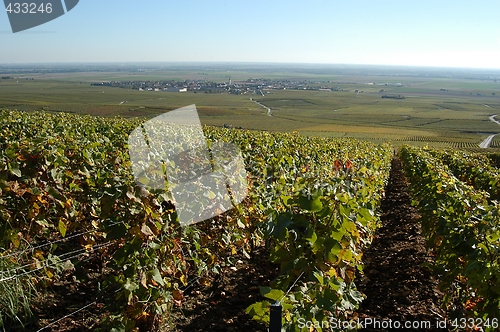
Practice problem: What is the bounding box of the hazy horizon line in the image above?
[1,61,500,72]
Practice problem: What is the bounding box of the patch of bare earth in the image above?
[356,157,447,331]
[167,246,279,332]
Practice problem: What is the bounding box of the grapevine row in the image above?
[426,148,500,201]
[0,110,256,330]
[399,145,500,327]
[221,130,393,330]
[487,152,500,168]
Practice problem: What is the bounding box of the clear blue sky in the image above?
[1,0,500,69]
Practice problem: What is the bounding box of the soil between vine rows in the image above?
[167,246,279,332]
[356,157,447,331]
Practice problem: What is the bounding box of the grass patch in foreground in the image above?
[0,258,37,329]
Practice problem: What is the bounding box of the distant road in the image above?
[250,98,272,116]
[480,134,496,148]
[479,115,500,148]
[489,114,500,125]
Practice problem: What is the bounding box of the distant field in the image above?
[491,135,500,148]
[0,68,499,149]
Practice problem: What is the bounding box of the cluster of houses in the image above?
[91,78,411,96]
[90,78,340,95]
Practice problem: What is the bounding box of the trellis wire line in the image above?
[0,241,114,282]
[33,259,270,329]
[34,288,121,332]
[269,270,306,332]
[278,270,305,304]
[180,274,204,292]
[0,241,114,283]
[0,238,115,277]
[0,220,122,260]
[35,300,97,332]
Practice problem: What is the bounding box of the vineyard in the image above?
[394,136,495,150]
[399,146,500,327]
[1,109,499,331]
[490,137,500,149]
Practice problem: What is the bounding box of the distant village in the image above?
[90,78,364,95]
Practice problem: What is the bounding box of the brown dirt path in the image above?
[356,157,447,331]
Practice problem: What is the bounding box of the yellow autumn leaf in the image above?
[180,274,188,286]
[36,195,47,204]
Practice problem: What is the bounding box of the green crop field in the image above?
[1,66,500,149]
